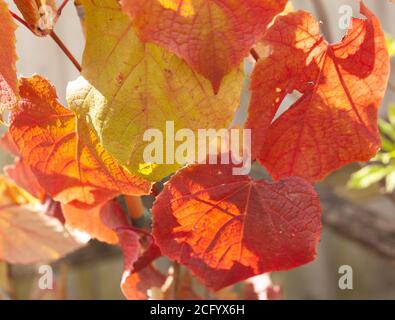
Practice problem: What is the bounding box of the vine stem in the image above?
[171,262,181,300]
[8,10,29,29]
[124,195,145,220]
[250,48,260,62]
[116,225,153,239]
[49,32,82,72]
[57,0,70,17]
[9,9,81,73]
[7,263,15,299]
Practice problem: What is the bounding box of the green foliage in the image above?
[386,33,395,57]
[349,104,395,192]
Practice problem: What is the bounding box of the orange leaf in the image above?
[13,0,57,36]
[63,198,163,298]
[246,3,390,182]
[118,228,165,300]
[152,162,322,290]
[0,132,46,201]
[62,200,129,244]
[4,158,46,202]
[120,0,287,92]
[0,176,85,264]
[63,201,163,298]
[121,266,166,300]
[0,0,18,117]
[0,132,20,157]
[162,269,202,300]
[9,76,151,208]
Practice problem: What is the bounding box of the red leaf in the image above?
[118,228,165,300]
[0,132,19,157]
[0,0,18,117]
[121,266,166,300]
[132,242,162,273]
[62,200,129,244]
[1,132,46,201]
[62,200,163,298]
[246,3,390,182]
[120,0,287,92]
[152,162,322,290]
[118,227,141,270]
[4,158,46,202]
[63,200,163,298]
[44,198,65,224]
[9,76,151,208]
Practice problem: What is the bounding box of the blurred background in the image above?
[1,0,395,299]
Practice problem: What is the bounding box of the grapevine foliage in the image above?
[0,0,391,299]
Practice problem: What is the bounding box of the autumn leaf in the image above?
[0,0,18,119]
[13,0,57,36]
[162,268,202,300]
[4,158,46,202]
[152,161,322,290]
[0,132,20,157]
[0,174,38,207]
[62,198,164,298]
[0,132,47,201]
[9,76,151,209]
[62,200,129,244]
[246,3,390,182]
[44,198,65,224]
[68,0,243,182]
[118,227,166,300]
[122,265,167,300]
[132,243,162,277]
[120,0,287,92]
[0,176,85,264]
[62,196,163,298]
[253,1,294,59]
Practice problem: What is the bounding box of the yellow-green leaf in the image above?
[386,33,395,57]
[348,165,390,190]
[388,103,395,127]
[69,0,243,182]
[385,165,395,192]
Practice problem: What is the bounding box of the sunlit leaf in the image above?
[246,4,390,182]
[0,176,85,264]
[348,165,390,189]
[152,161,322,290]
[70,0,244,182]
[120,0,287,92]
[9,76,151,208]
[0,0,18,119]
